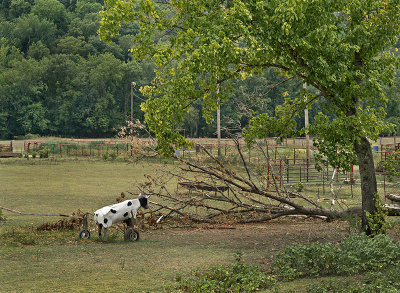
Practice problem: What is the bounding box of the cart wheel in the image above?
[124,228,139,242]
[79,229,90,239]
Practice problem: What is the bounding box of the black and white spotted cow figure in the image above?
[93,194,149,241]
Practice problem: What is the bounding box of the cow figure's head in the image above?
[138,194,149,209]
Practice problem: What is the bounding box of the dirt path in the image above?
[152,218,348,246]
[144,218,351,267]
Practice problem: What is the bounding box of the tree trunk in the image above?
[354,136,378,235]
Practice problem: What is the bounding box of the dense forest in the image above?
[0,0,399,139]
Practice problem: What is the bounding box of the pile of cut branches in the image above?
[36,210,85,231]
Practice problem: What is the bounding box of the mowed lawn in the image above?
[0,158,156,217]
[0,158,264,292]
[0,157,364,292]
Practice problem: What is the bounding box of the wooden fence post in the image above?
[286,159,289,183]
[294,148,296,165]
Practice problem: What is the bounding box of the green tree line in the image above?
[1,0,399,139]
[0,0,154,138]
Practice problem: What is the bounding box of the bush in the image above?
[109,151,118,161]
[294,182,304,192]
[272,233,400,280]
[102,151,118,161]
[335,234,400,274]
[365,193,391,236]
[308,279,363,293]
[171,252,276,292]
[102,152,110,161]
[272,242,338,280]
[308,266,400,293]
[39,147,49,158]
[363,266,400,292]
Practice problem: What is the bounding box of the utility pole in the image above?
[303,83,310,161]
[216,88,221,158]
[131,82,136,123]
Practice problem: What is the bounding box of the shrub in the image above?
[308,267,400,293]
[272,242,338,280]
[109,151,118,161]
[39,147,49,158]
[171,252,276,292]
[336,234,400,274]
[308,279,362,293]
[294,182,304,192]
[102,152,110,161]
[363,266,400,292]
[272,233,400,280]
[102,151,118,161]
[365,193,391,236]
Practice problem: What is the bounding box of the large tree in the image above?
[99,0,400,234]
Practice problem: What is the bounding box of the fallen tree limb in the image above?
[0,205,83,219]
[385,204,400,216]
[128,138,377,227]
[119,133,399,228]
[386,194,400,203]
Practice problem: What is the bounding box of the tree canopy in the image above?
[99,0,400,234]
[100,0,400,156]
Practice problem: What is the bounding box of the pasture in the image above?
[0,154,399,292]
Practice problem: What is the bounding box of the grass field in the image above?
[0,158,221,292]
[0,155,398,292]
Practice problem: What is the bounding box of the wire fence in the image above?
[21,139,397,165]
[0,142,12,152]
[10,139,398,197]
[23,140,155,157]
